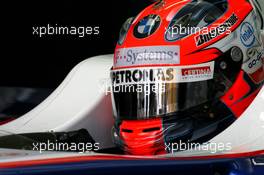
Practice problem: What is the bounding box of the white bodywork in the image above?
[0,55,115,149]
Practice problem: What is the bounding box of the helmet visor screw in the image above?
[220,61,227,70]
[231,46,243,62]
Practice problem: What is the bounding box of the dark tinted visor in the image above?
[111,60,233,120]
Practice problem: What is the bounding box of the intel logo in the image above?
[240,22,255,47]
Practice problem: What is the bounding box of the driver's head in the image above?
[110,0,264,155]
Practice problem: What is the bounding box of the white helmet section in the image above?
[251,0,264,44]
[207,10,264,83]
[0,55,115,149]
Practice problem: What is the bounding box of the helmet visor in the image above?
[111,60,234,120]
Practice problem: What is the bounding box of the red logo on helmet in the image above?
[182,66,211,76]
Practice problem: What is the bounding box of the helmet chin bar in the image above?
[112,100,236,155]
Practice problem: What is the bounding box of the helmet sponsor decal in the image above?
[247,50,263,69]
[195,13,238,46]
[243,48,264,84]
[111,61,215,85]
[134,14,161,39]
[244,49,264,73]
[114,45,180,68]
[240,22,256,47]
[181,66,212,80]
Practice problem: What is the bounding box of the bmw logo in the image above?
[240,22,256,47]
[134,14,161,39]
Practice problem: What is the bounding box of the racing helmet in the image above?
[110,0,264,155]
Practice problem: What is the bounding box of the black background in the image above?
[1,0,152,88]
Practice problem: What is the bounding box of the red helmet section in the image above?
[221,71,263,117]
[119,118,166,155]
[114,0,253,68]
